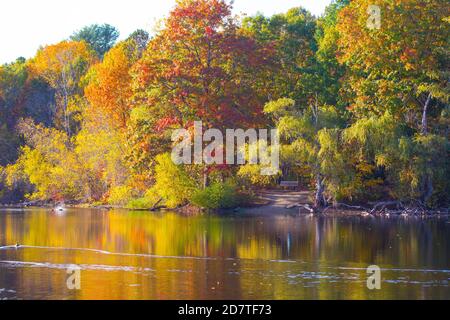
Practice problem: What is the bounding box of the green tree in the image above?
[315,0,350,107]
[0,58,28,165]
[126,29,150,56]
[242,8,318,105]
[265,98,346,207]
[71,24,120,58]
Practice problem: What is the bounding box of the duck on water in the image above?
[52,203,67,213]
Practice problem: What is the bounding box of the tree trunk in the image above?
[420,93,433,205]
[60,68,71,138]
[202,166,209,189]
[314,174,327,208]
[421,93,432,135]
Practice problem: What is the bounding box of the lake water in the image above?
[0,208,449,300]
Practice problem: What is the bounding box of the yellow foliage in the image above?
[29,41,96,88]
[108,185,134,206]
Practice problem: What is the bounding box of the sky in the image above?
[0,0,332,64]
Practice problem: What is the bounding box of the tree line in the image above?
[0,0,448,210]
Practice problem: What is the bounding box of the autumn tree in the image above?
[84,39,143,129]
[242,4,352,207]
[336,0,449,206]
[133,0,273,127]
[5,119,81,201]
[29,41,96,136]
[337,0,449,125]
[131,0,272,187]
[0,57,55,164]
[74,119,129,201]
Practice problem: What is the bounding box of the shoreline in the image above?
[1,190,448,218]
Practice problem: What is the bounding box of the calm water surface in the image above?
[0,208,449,300]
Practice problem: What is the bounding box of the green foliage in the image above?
[0,58,28,166]
[71,24,120,58]
[343,112,404,167]
[395,134,449,207]
[265,98,346,200]
[0,123,21,165]
[242,7,318,105]
[315,113,449,207]
[126,197,155,210]
[263,98,296,118]
[0,58,28,109]
[124,187,162,209]
[190,181,245,210]
[126,29,150,55]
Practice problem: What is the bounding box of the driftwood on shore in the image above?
[286,203,315,213]
[286,199,449,216]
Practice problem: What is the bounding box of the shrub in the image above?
[126,197,155,210]
[125,188,163,209]
[190,181,245,210]
[108,185,133,206]
[237,164,278,188]
[151,153,197,208]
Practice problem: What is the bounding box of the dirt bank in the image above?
[239,190,311,215]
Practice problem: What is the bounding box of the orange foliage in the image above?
[84,43,135,129]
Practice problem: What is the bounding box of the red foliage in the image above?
[133,0,271,131]
[155,117,182,132]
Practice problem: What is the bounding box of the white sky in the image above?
[0,0,332,64]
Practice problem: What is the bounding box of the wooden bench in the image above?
[280,181,299,190]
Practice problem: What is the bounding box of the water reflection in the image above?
[0,209,449,299]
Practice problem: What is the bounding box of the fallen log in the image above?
[368,201,403,214]
[333,203,370,211]
[149,198,164,211]
[285,199,448,217]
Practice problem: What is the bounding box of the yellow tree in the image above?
[29,41,96,136]
[336,0,449,205]
[337,0,449,127]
